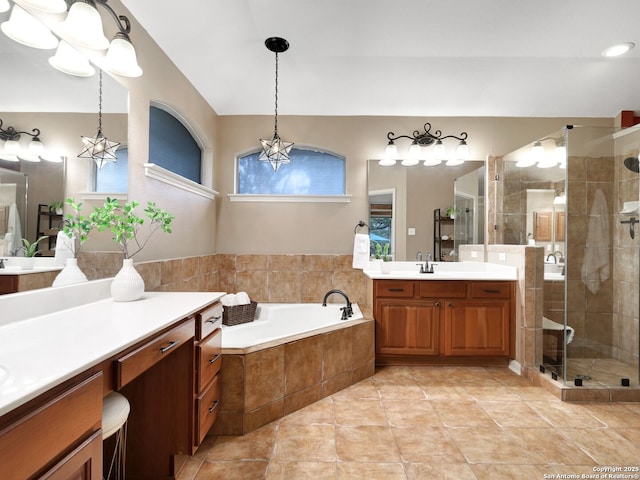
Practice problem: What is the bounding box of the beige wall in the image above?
[63,0,220,262]
[216,116,612,255]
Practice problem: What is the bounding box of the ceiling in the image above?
[121,0,640,118]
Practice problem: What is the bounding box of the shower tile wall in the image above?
[613,152,640,365]
[566,155,615,359]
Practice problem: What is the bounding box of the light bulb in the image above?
[1,4,58,49]
[59,0,109,50]
[432,139,447,160]
[102,33,143,77]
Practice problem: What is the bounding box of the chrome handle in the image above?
[209,353,221,364]
[160,340,180,353]
[208,400,220,413]
[206,315,222,324]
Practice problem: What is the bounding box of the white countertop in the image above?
[0,257,62,275]
[0,288,225,417]
[364,261,518,281]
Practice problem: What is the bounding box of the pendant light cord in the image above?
[97,69,103,136]
[273,51,279,137]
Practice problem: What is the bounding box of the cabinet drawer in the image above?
[196,302,223,341]
[197,328,222,391]
[418,280,467,299]
[116,319,194,389]
[470,282,512,299]
[0,373,102,480]
[374,281,415,298]
[195,373,221,445]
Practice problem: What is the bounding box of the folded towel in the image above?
[221,292,251,307]
[235,291,251,305]
[543,317,575,344]
[581,189,610,294]
[352,233,370,269]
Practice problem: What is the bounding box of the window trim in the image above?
[232,145,350,202]
[144,163,218,199]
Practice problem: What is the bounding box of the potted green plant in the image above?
[48,201,64,215]
[90,198,174,301]
[19,236,48,270]
[445,205,456,219]
[52,199,94,287]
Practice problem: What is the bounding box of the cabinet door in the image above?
[534,211,552,241]
[375,301,440,356]
[443,300,510,356]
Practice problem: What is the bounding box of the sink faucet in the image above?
[416,251,422,261]
[322,289,353,319]
[418,253,434,274]
[546,253,556,264]
[0,258,6,269]
[553,251,564,263]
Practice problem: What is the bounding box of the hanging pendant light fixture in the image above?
[78,69,120,169]
[258,37,293,172]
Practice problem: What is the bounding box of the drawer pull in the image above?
[483,289,501,294]
[208,353,221,364]
[160,340,180,353]
[447,302,453,307]
[206,315,222,324]
[434,302,441,307]
[388,288,405,292]
[208,400,220,413]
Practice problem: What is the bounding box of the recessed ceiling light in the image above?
[602,42,635,57]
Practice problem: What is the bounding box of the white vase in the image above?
[111,258,145,302]
[21,257,35,270]
[52,258,88,287]
[381,261,392,274]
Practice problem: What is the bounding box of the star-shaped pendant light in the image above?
[258,37,293,172]
[78,69,120,169]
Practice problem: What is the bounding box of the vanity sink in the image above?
[364,261,518,281]
[544,262,564,275]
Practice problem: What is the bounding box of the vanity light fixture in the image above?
[553,191,566,205]
[381,122,470,167]
[0,4,58,49]
[78,69,120,169]
[258,37,294,172]
[0,118,60,162]
[515,137,566,169]
[1,0,143,78]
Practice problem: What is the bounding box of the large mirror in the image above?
[367,159,485,261]
[501,131,566,259]
[0,20,127,257]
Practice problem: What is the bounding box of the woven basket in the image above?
[222,301,257,326]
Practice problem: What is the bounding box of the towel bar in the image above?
[354,220,369,234]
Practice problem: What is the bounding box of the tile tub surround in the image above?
[213,310,375,435]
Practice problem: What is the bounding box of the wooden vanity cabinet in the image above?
[374,279,515,365]
[0,372,103,480]
[193,302,223,450]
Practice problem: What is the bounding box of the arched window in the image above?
[236,147,345,195]
[149,105,201,183]
[94,146,128,193]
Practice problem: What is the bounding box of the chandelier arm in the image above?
[0,122,41,141]
[387,132,422,142]
[95,0,131,34]
[437,131,468,142]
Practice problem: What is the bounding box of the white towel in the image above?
[581,189,609,294]
[221,292,251,306]
[352,233,370,269]
[6,203,21,255]
[543,317,575,344]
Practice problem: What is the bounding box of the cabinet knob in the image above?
[434,302,441,307]
[447,302,453,307]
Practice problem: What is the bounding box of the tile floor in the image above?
[177,366,640,480]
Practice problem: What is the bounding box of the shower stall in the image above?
[504,125,640,387]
